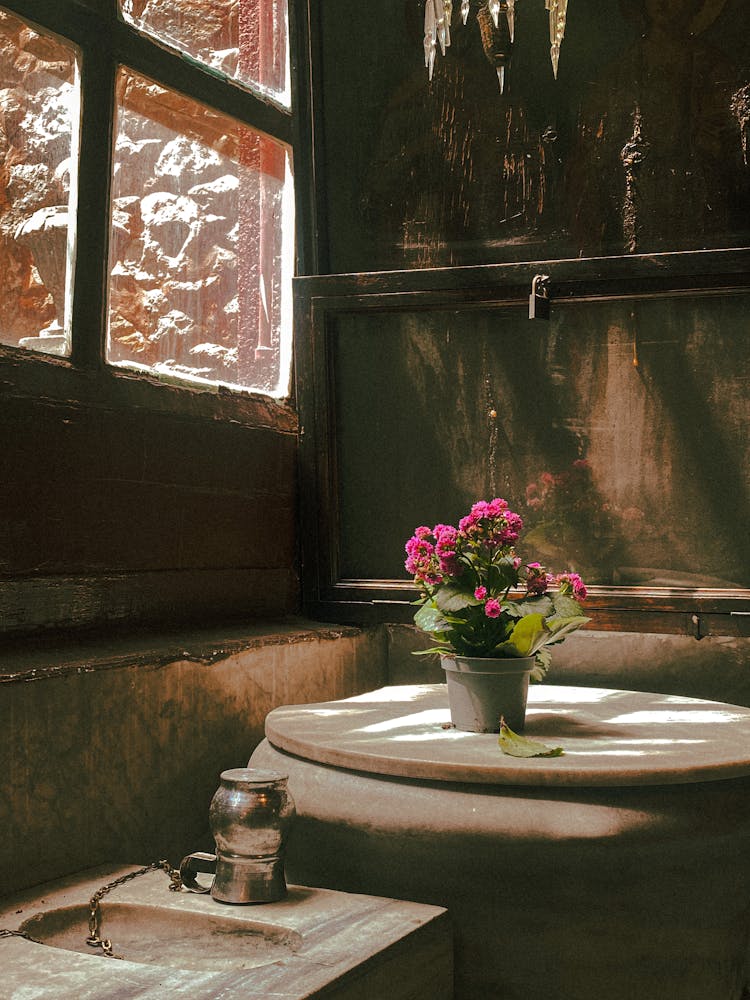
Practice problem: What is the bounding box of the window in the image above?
[0,11,79,357]
[120,0,290,108]
[0,0,302,398]
[108,67,294,395]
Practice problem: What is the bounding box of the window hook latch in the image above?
[691,614,704,640]
[529,274,551,320]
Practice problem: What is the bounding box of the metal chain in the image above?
[1,860,182,960]
[86,860,183,958]
[0,928,42,944]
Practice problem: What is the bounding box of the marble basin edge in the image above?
[0,864,451,1000]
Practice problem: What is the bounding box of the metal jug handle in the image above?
[179,851,217,893]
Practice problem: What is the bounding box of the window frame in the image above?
[295,248,750,639]
[0,0,315,396]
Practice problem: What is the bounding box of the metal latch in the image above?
[529,274,550,320]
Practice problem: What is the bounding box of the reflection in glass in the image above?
[0,10,79,357]
[333,293,750,589]
[119,0,290,108]
[107,67,294,397]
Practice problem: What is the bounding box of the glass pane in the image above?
[107,67,294,397]
[318,2,750,272]
[333,292,750,590]
[0,10,79,356]
[119,0,290,108]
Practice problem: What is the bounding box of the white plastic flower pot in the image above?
[440,654,536,732]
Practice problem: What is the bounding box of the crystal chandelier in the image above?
[423,0,569,92]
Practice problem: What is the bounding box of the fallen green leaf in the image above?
[498,719,564,758]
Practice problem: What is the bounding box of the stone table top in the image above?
[264,684,750,787]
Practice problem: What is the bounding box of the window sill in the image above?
[0,347,298,433]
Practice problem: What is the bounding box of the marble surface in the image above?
[264,683,750,787]
[0,865,451,999]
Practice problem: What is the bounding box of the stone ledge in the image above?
[0,618,368,685]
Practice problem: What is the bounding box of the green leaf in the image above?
[552,593,584,618]
[412,646,453,656]
[496,613,548,657]
[545,615,591,645]
[530,647,551,682]
[435,583,477,613]
[498,720,564,758]
[487,557,518,591]
[414,602,450,633]
[504,596,554,619]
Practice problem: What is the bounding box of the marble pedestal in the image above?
[250,684,750,1000]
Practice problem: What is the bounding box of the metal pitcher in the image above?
[179,767,295,904]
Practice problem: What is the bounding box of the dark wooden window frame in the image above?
[295,247,750,639]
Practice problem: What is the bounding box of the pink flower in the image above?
[405,535,433,561]
[556,572,587,601]
[459,513,479,533]
[525,562,549,595]
[486,497,509,517]
[484,598,502,618]
[405,532,441,583]
[434,524,458,548]
[434,524,460,576]
[498,511,523,544]
[474,586,487,601]
[438,554,459,575]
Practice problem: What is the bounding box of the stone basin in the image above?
[0,864,451,999]
[19,901,302,971]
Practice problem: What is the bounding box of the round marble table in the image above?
[250,685,750,1000]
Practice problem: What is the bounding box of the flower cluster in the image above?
[405,498,590,672]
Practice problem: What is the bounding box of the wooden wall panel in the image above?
[0,373,298,633]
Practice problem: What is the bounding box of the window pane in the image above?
[0,10,79,356]
[107,66,294,397]
[119,0,290,109]
[332,293,750,590]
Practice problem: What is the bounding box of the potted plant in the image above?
[405,498,590,732]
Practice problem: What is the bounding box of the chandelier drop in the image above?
[423,0,569,91]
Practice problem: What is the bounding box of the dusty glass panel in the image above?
[0,9,79,356]
[333,292,750,589]
[320,0,750,272]
[119,0,290,108]
[107,67,294,397]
